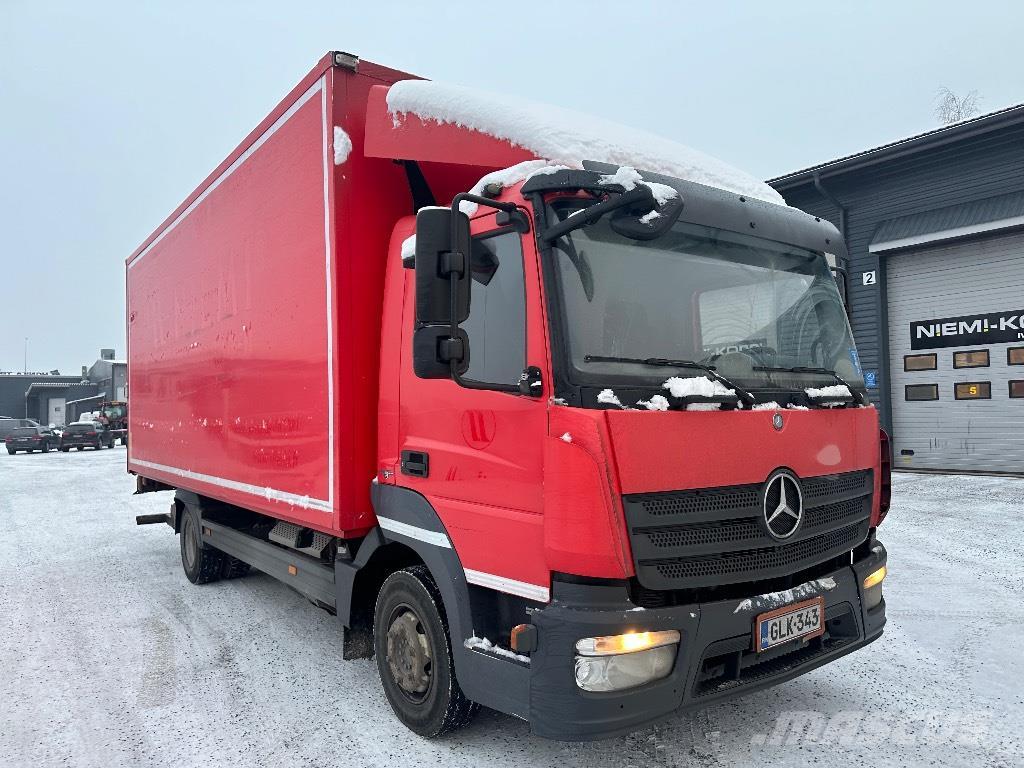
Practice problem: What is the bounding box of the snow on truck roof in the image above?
[385,80,784,206]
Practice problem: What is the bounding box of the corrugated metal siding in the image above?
[872,190,1024,244]
[885,232,1024,472]
[776,122,1024,434]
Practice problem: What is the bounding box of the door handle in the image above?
[400,450,430,478]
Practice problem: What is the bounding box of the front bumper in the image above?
[528,541,887,741]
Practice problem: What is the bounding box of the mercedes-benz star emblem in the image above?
[772,413,784,431]
[763,471,803,540]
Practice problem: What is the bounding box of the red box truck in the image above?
[130,51,891,740]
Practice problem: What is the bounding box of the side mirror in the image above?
[413,326,470,379]
[609,191,684,241]
[415,207,471,325]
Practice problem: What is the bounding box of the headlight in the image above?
[574,630,680,692]
[574,645,677,692]
[575,630,680,656]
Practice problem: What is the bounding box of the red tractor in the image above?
[97,400,128,445]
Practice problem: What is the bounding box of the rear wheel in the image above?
[76,446,83,451]
[6,448,14,455]
[179,508,224,584]
[60,446,69,452]
[373,566,478,737]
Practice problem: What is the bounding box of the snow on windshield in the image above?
[386,80,785,206]
[662,376,734,399]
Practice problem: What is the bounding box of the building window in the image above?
[905,384,939,401]
[954,382,991,400]
[1009,347,1024,365]
[903,353,937,371]
[952,350,989,369]
[1010,381,1024,399]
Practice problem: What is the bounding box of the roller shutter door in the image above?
[886,231,1024,473]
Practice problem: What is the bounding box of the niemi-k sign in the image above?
[911,309,1024,350]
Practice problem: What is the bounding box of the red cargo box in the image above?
[126,55,416,537]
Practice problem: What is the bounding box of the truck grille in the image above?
[623,470,872,590]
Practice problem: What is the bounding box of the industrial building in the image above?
[0,349,126,426]
[770,104,1024,473]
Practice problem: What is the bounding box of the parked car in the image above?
[59,421,115,451]
[0,418,43,441]
[5,426,57,454]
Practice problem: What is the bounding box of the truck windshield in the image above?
[546,201,864,393]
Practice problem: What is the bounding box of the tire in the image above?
[76,446,83,451]
[40,442,49,453]
[179,507,224,584]
[6,448,14,455]
[373,566,478,737]
[220,556,252,579]
[60,447,69,452]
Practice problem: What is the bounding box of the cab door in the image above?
[395,214,551,598]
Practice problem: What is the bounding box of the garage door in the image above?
[887,231,1024,473]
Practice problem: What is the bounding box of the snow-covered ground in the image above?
[1,449,1021,767]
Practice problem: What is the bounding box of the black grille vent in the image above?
[645,519,762,550]
[803,471,870,502]
[638,488,761,517]
[623,470,873,590]
[651,521,868,582]
[804,497,866,533]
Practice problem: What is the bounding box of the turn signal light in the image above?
[575,630,680,657]
[863,565,887,590]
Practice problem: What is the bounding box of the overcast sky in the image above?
[2,1,1021,374]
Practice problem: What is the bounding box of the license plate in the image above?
[754,597,825,652]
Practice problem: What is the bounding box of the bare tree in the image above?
[934,87,981,125]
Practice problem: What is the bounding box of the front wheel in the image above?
[6,448,14,455]
[373,566,478,738]
[60,447,69,452]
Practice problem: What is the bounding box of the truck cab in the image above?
[374,163,889,738]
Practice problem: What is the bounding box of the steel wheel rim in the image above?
[183,517,198,569]
[385,603,433,703]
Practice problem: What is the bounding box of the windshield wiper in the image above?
[583,355,756,407]
[540,186,655,243]
[753,365,867,405]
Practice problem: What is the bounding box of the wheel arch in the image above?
[336,484,531,719]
